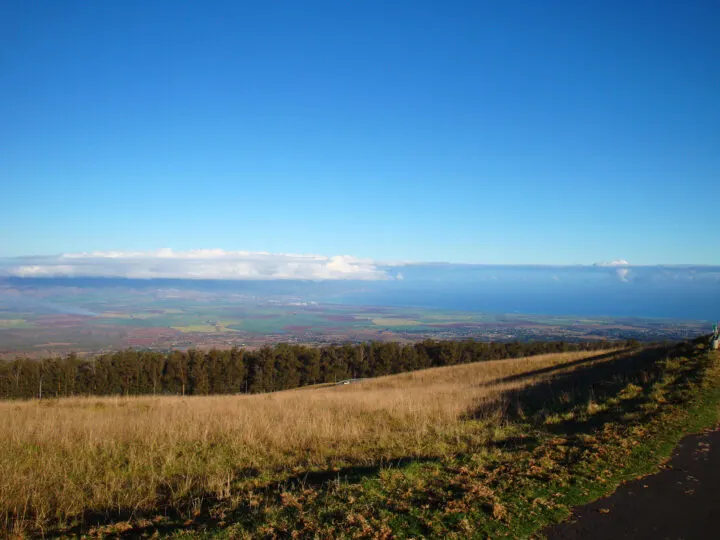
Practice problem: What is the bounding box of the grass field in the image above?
[0,351,605,533]
[0,341,718,537]
[0,320,34,329]
[371,318,422,326]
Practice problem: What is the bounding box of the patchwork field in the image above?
[0,282,709,359]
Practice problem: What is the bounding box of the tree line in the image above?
[0,339,636,400]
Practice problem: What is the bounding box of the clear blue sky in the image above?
[1,0,718,264]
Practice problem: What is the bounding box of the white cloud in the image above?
[2,249,391,281]
[595,259,630,267]
[615,267,630,282]
[592,260,632,281]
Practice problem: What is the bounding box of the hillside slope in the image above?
[1,340,718,537]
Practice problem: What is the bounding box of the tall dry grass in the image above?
[0,350,619,533]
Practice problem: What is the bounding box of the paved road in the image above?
[544,427,720,540]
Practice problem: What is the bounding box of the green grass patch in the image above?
[172,325,222,333]
[0,319,34,329]
[371,318,422,326]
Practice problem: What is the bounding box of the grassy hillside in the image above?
[1,340,718,537]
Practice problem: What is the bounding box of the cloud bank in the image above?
[595,259,630,267]
[2,252,718,285]
[593,259,631,281]
[1,249,391,281]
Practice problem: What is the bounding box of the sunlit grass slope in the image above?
[0,349,620,534]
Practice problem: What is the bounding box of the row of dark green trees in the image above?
[0,339,637,400]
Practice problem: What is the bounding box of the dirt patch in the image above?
[35,315,96,326]
[129,328,178,337]
[428,322,484,328]
[126,327,180,347]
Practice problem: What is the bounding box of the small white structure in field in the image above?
[712,323,720,350]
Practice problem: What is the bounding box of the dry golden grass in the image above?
[0,350,619,533]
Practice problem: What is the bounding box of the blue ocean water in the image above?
[331,282,720,321]
[321,264,720,321]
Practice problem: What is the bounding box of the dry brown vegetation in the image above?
[0,350,620,534]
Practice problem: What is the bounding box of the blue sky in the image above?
[1,0,718,264]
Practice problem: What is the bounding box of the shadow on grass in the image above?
[476,349,630,389]
[489,339,708,439]
[59,456,444,538]
[484,434,540,452]
[284,455,442,488]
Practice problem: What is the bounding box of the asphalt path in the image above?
[544,427,720,540]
